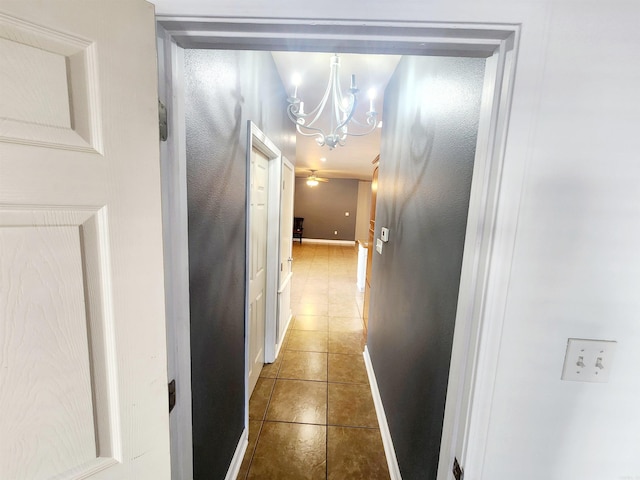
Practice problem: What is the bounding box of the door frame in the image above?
[156,25,193,480]
[157,17,522,480]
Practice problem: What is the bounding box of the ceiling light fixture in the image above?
[287,54,378,150]
[305,170,329,187]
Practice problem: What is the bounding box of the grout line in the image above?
[242,420,265,480]
[326,340,330,479]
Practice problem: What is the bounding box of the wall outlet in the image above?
[561,338,617,383]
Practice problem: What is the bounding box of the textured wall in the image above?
[368,55,485,479]
[293,177,359,240]
[184,49,294,479]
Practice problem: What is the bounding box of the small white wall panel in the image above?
[0,226,96,479]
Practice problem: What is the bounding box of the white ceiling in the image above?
[271,52,401,180]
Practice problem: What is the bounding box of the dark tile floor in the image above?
[238,243,390,479]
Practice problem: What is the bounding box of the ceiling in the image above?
[271,52,401,180]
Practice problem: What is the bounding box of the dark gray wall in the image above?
[368,56,485,478]
[293,177,359,240]
[184,49,294,479]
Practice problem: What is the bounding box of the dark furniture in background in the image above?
[293,217,304,243]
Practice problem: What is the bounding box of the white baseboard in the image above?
[224,427,248,480]
[301,238,356,246]
[363,346,402,480]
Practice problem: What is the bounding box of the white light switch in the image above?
[376,238,383,254]
[561,338,617,383]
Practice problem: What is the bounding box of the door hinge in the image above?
[168,379,176,413]
[453,457,464,480]
[159,99,168,142]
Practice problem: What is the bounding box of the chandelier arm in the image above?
[294,123,328,146]
[348,114,378,128]
[340,122,378,137]
[304,62,335,128]
[295,123,326,138]
[331,94,358,138]
[332,70,345,132]
[287,106,328,143]
[287,74,334,130]
[287,99,327,133]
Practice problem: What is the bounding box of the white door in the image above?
[0,2,170,479]
[280,159,295,283]
[248,147,269,396]
[277,158,295,346]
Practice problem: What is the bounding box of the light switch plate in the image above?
[376,238,383,254]
[561,338,617,383]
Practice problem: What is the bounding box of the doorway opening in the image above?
[157,17,520,480]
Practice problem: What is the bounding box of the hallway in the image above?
[238,243,390,479]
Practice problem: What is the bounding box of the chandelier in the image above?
[286,54,378,150]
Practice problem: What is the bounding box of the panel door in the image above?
[248,147,269,396]
[277,158,295,346]
[0,1,170,479]
[279,159,294,284]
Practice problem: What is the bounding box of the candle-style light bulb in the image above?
[292,73,301,98]
[368,88,376,113]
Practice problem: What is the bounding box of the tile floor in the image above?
[238,243,390,480]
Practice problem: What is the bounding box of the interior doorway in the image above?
[157,18,519,480]
[247,123,285,396]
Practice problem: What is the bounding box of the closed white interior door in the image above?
[277,158,295,345]
[248,147,269,396]
[0,2,170,479]
[280,159,294,284]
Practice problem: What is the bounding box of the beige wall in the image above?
[294,177,359,240]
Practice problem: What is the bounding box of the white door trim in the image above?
[157,17,522,480]
[156,25,193,480]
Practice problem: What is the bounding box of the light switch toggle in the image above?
[595,357,604,370]
[576,356,585,368]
